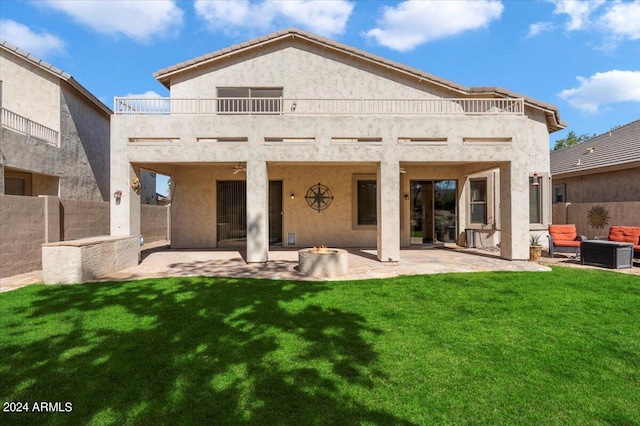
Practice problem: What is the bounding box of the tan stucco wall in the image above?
[170,44,449,100]
[552,201,640,239]
[1,48,110,202]
[0,48,60,132]
[0,194,45,278]
[554,167,640,203]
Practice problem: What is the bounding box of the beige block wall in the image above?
[552,201,640,239]
[0,194,45,277]
[0,196,170,279]
[141,204,170,242]
[61,199,110,240]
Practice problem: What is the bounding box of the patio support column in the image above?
[246,159,269,263]
[110,161,141,239]
[377,160,400,262]
[499,162,529,260]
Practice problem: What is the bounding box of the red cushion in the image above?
[549,225,578,242]
[608,226,640,244]
[553,240,581,248]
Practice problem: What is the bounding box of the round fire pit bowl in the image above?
[298,248,348,278]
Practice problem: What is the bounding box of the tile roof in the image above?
[152,28,565,132]
[550,118,640,176]
[1,39,112,115]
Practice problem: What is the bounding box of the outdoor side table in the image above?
[580,240,634,269]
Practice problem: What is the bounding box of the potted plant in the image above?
[529,234,543,261]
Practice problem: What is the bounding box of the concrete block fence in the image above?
[0,195,169,278]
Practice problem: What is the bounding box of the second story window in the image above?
[217,87,282,114]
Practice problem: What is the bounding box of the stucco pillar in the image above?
[246,160,269,263]
[377,160,400,262]
[40,195,60,243]
[110,161,141,239]
[499,162,529,260]
[0,154,4,194]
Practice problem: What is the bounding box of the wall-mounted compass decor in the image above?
[305,183,334,212]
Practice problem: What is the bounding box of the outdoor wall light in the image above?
[531,172,540,187]
[290,193,295,200]
[114,190,122,205]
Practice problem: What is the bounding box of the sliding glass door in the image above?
[410,180,457,244]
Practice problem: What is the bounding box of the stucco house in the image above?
[550,118,639,231]
[111,28,565,264]
[0,39,112,201]
[550,119,640,204]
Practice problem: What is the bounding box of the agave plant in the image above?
[530,234,542,246]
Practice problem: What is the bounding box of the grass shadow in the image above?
[0,277,411,425]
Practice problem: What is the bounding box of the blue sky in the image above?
[2,0,639,195]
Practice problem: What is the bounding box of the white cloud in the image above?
[0,19,65,57]
[527,21,555,37]
[558,70,640,113]
[41,0,183,42]
[364,0,504,51]
[194,0,353,37]
[600,1,640,40]
[125,91,163,98]
[551,0,605,31]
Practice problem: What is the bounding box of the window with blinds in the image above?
[529,177,542,224]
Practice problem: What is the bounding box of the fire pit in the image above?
[298,246,348,278]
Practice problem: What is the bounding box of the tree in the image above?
[552,131,594,151]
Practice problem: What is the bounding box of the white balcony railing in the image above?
[114,97,524,116]
[0,107,59,146]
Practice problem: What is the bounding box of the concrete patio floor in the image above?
[2,243,638,293]
[94,244,552,283]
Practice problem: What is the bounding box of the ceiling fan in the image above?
[232,163,246,174]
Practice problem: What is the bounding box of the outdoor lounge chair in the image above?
[607,226,640,259]
[548,224,587,258]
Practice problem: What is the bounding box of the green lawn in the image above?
[1,267,639,425]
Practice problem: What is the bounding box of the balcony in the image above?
[0,107,59,146]
[113,97,524,116]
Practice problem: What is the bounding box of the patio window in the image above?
[217,87,282,114]
[357,180,377,225]
[469,179,487,224]
[529,177,542,224]
[553,184,565,203]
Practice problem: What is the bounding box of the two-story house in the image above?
[111,28,565,264]
[0,40,112,201]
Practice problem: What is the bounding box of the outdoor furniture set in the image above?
[548,225,639,269]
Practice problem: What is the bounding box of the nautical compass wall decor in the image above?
[305,183,334,212]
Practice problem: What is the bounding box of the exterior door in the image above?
[410,180,457,244]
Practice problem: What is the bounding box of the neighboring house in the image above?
[550,119,640,204]
[111,28,565,263]
[140,169,157,205]
[0,40,112,201]
[550,119,640,232]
